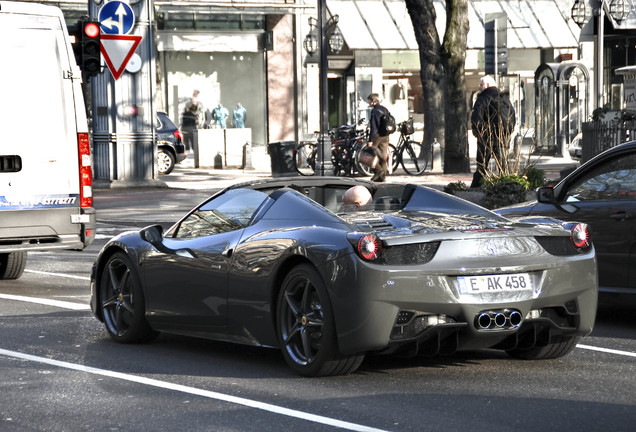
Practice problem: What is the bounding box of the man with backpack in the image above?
[469,75,516,188]
[366,93,395,182]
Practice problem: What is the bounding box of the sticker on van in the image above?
[0,194,80,210]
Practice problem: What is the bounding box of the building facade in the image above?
[42,0,636,164]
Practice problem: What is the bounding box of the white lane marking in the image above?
[25,269,90,281]
[0,294,90,311]
[0,348,389,432]
[5,290,636,362]
[577,344,636,358]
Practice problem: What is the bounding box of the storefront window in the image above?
[163,51,266,148]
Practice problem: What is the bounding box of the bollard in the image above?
[214,152,223,169]
[242,142,254,170]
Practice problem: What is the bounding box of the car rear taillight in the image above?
[357,234,382,261]
[570,223,590,248]
[78,132,93,208]
[563,222,590,249]
[174,129,183,140]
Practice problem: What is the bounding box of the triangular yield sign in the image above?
[100,34,142,80]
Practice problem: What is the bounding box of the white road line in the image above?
[0,348,389,432]
[577,344,636,358]
[0,294,90,310]
[25,269,90,281]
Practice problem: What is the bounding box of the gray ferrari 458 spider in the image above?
[90,177,597,376]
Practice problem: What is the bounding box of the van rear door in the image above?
[0,2,95,256]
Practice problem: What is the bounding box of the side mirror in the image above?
[140,224,164,246]
[537,186,555,204]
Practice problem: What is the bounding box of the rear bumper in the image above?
[330,250,598,356]
[0,206,96,252]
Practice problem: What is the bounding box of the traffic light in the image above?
[485,14,508,75]
[81,20,101,76]
[67,18,101,77]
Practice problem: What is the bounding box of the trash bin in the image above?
[267,141,298,177]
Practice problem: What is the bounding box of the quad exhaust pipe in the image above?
[476,309,523,330]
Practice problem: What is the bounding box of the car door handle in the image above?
[609,211,629,221]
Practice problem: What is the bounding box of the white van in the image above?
[0,1,96,279]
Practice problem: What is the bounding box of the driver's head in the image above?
[342,186,372,207]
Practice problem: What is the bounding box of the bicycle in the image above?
[294,125,371,177]
[389,118,428,175]
[295,139,317,176]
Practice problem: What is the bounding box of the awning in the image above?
[327,0,580,50]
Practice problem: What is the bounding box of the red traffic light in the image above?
[84,22,100,38]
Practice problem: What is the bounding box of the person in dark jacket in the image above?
[367,93,390,182]
[180,104,198,152]
[470,75,515,188]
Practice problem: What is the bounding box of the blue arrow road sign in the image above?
[99,1,135,35]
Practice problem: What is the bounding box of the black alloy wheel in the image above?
[100,252,155,343]
[276,264,364,376]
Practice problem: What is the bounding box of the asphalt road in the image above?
[0,184,635,431]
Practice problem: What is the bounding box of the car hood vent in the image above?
[351,217,394,231]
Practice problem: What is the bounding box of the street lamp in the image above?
[303,3,343,175]
[570,0,589,26]
[571,0,633,108]
[303,16,344,56]
[609,0,629,22]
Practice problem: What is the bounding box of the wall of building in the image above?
[266,14,297,143]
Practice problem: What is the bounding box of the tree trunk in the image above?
[404,0,445,162]
[441,0,471,173]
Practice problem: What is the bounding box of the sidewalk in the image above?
[156,149,579,192]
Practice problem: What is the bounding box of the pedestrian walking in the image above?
[470,75,516,188]
[366,93,394,182]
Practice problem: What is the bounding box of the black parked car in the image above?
[90,177,597,376]
[156,112,186,175]
[498,140,636,296]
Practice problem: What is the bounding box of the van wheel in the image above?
[0,252,27,280]
[157,150,175,175]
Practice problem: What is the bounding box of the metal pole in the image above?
[316,0,333,176]
[596,1,604,109]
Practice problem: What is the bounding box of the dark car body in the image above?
[498,140,636,295]
[156,112,186,174]
[90,177,597,376]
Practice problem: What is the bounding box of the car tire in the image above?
[99,252,157,344]
[157,149,175,175]
[506,335,580,360]
[0,251,27,280]
[276,264,364,377]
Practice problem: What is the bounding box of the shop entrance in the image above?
[534,62,589,155]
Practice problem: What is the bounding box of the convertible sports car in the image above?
[90,177,597,376]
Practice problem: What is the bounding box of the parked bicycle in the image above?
[295,124,371,177]
[295,139,317,176]
[389,118,428,175]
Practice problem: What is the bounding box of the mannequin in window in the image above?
[233,103,247,128]
[212,104,229,129]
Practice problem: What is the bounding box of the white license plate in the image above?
[457,273,532,295]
